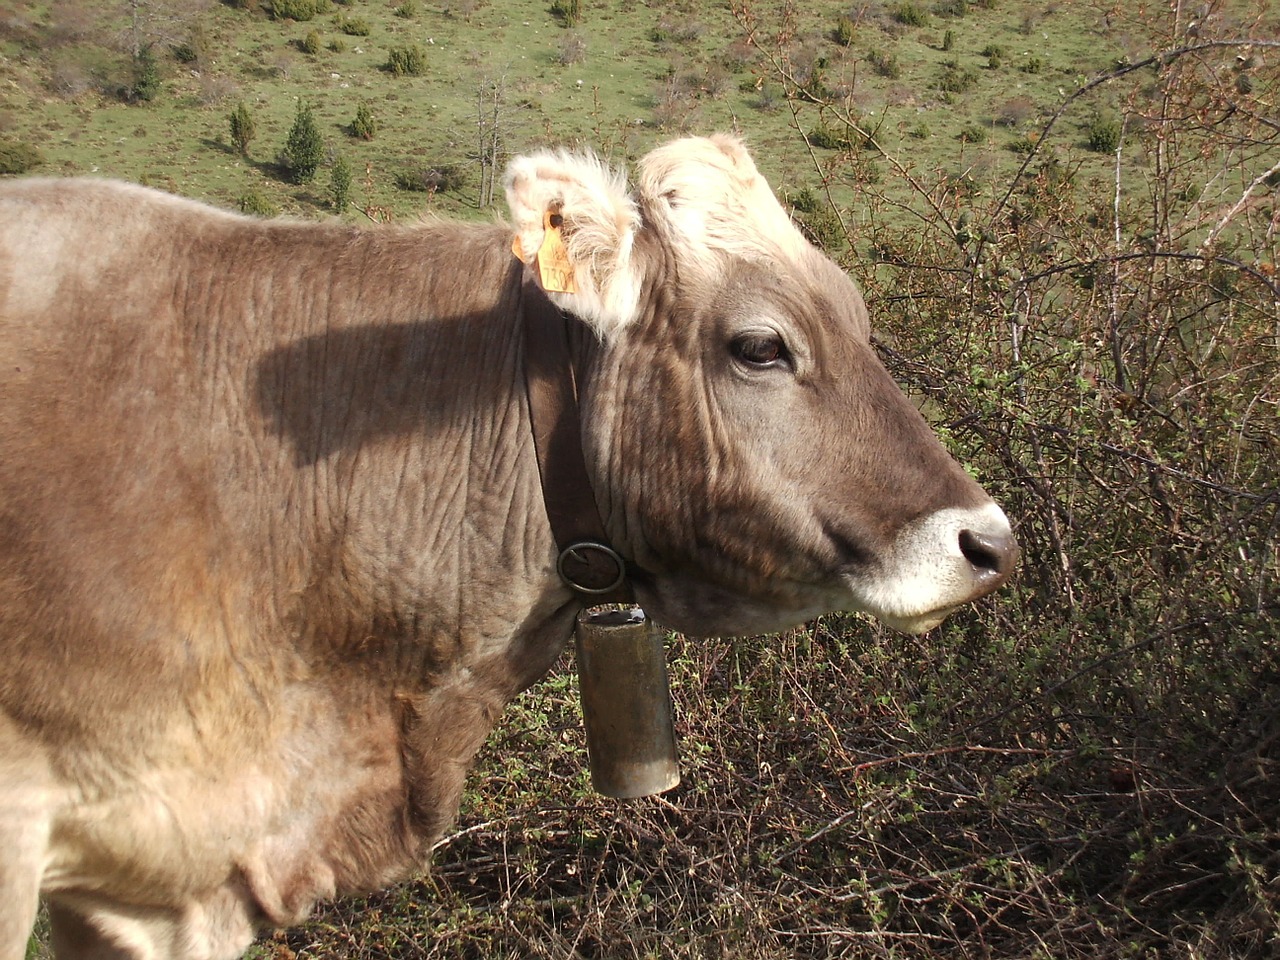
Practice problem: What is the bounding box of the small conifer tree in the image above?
[329,156,353,212]
[352,103,377,140]
[130,46,161,102]
[281,101,324,183]
[229,102,256,156]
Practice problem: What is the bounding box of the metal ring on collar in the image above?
[557,541,627,595]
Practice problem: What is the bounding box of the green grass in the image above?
[0,0,1123,222]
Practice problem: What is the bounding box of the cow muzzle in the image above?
[851,501,1018,634]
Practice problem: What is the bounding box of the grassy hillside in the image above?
[2,0,1124,222]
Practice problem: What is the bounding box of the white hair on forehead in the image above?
[636,134,811,273]
[503,135,813,339]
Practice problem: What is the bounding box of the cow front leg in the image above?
[45,905,135,960]
[0,871,40,960]
[0,725,52,960]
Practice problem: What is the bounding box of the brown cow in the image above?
[0,135,1015,959]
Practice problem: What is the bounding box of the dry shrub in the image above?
[995,93,1036,126]
[292,7,1278,959]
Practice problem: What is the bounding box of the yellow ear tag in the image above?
[535,211,577,294]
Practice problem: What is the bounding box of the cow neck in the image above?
[519,270,635,607]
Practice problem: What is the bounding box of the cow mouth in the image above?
[836,502,1018,633]
[875,606,958,635]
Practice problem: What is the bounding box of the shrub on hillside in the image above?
[1086,110,1122,152]
[995,94,1035,126]
[394,163,464,194]
[238,189,279,216]
[0,140,43,175]
[867,48,901,78]
[556,32,587,66]
[808,124,853,150]
[329,156,352,212]
[339,16,370,36]
[893,2,929,26]
[229,101,256,155]
[351,103,377,140]
[271,0,317,21]
[299,30,321,55]
[550,0,581,27]
[279,101,324,183]
[128,47,161,103]
[938,59,978,93]
[386,45,427,76]
[833,15,855,46]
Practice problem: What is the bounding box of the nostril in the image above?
[958,528,1018,579]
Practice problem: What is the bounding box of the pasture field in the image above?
[6,1,1280,957]
[3,0,1122,222]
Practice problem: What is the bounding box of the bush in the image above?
[1086,111,1123,152]
[808,124,852,150]
[833,15,855,46]
[938,59,979,93]
[550,0,581,27]
[556,32,587,66]
[128,47,161,103]
[351,103,376,140]
[280,100,324,183]
[956,122,988,143]
[394,163,465,193]
[394,0,417,17]
[867,48,901,78]
[1019,55,1043,73]
[893,2,929,26]
[386,45,427,76]
[995,94,1035,127]
[789,186,820,215]
[339,16,370,36]
[329,155,352,212]
[299,30,321,55]
[270,0,317,21]
[0,140,43,174]
[229,101,256,155]
[238,189,279,216]
[797,208,845,252]
[1006,133,1037,154]
[941,27,954,50]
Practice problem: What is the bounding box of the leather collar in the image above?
[520,271,634,606]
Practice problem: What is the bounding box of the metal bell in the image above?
[573,606,680,799]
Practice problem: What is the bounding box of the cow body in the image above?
[0,136,1015,959]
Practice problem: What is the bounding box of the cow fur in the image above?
[0,135,1014,959]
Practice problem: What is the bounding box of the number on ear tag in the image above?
[536,210,577,293]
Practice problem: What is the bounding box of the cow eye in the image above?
[731,333,790,369]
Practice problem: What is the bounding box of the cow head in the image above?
[506,135,1016,637]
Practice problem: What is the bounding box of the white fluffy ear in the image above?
[504,148,642,338]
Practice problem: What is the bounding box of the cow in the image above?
[0,135,1016,960]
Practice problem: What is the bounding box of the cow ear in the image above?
[504,148,643,339]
